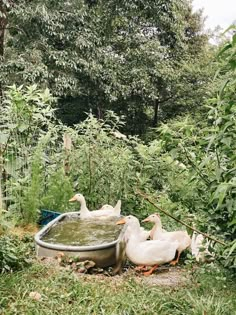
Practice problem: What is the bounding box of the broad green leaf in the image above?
[225,241,236,258]
[212,183,230,208]
[217,43,232,58]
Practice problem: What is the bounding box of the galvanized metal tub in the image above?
[34,212,126,268]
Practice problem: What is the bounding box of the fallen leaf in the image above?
[29,291,41,301]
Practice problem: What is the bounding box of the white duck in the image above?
[98,200,122,216]
[142,213,191,265]
[191,232,213,262]
[191,232,204,261]
[116,215,179,276]
[69,193,121,219]
[123,218,150,242]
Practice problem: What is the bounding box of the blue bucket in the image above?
[39,209,61,226]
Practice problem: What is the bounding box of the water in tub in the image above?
[41,216,123,246]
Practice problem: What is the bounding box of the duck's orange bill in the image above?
[116,218,126,225]
[69,196,77,202]
[142,218,150,223]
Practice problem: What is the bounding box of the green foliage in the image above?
[0,209,15,235]
[0,235,32,273]
[41,167,74,212]
[205,28,236,240]
[68,112,138,209]
[20,144,44,224]
[220,240,236,272]
[141,30,236,272]
[1,85,56,143]
[0,85,59,222]
[0,86,146,219]
[0,0,214,134]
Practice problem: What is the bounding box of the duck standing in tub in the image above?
[142,213,191,265]
[116,215,179,276]
[69,193,121,219]
[98,201,122,214]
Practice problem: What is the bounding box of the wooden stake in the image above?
[137,189,226,246]
[0,146,3,209]
[0,172,3,209]
[63,133,72,175]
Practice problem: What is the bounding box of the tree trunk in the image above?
[0,4,7,57]
[0,4,7,209]
[97,105,103,119]
[0,164,3,209]
[0,148,5,210]
[0,3,7,99]
[153,99,160,127]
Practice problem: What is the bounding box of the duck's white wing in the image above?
[90,209,116,217]
[127,239,179,266]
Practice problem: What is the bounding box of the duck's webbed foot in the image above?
[135,265,148,271]
[143,264,158,276]
[170,250,181,266]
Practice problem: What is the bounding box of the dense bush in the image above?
[0,235,32,273]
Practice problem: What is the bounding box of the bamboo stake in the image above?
[137,189,226,246]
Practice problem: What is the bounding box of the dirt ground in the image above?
[139,266,190,286]
[38,256,191,287]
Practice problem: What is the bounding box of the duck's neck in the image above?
[79,198,90,216]
[126,224,142,245]
[127,233,140,247]
[152,219,163,237]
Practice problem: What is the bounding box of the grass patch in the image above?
[0,262,235,315]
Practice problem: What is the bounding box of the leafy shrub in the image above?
[0,235,32,273]
[40,167,74,212]
[0,210,16,235]
[1,85,57,222]
[20,144,44,223]
[204,29,236,241]
[219,241,236,274]
[68,112,139,211]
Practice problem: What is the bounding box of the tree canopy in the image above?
[0,0,214,134]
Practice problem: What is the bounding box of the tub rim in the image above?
[35,211,123,252]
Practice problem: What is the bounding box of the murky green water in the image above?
[41,217,123,246]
